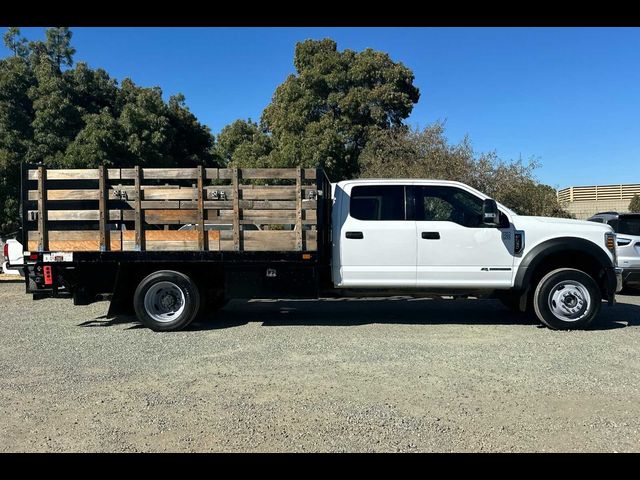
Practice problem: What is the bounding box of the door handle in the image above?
[421,232,440,240]
[346,231,364,239]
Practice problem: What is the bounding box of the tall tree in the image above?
[359,123,572,217]
[629,194,640,213]
[261,39,419,180]
[0,27,218,234]
[215,119,272,167]
[45,27,75,69]
[26,56,82,165]
[0,54,35,233]
[3,27,29,58]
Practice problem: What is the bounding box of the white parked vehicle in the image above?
[587,212,640,289]
[24,168,622,331]
[2,237,25,276]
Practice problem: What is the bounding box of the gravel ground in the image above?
[1,278,639,452]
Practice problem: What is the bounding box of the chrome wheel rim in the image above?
[143,281,186,323]
[548,280,591,322]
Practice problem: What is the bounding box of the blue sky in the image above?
[2,27,639,189]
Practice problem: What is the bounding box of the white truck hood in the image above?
[515,215,612,229]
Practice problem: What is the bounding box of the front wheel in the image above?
[533,268,601,330]
[134,270,201,332]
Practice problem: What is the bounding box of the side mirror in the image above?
[482,199,500,227]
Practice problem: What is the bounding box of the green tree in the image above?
[0,26,217,234]
[359,122,572,217]
[3,27,29,58]
[166,93,216,167]
[630,194,640,213]
[0,52,35,233]
[26,56,82,165]
[215,119,272,167]
[64,108,125,167]
[261,39,419,180]
[45,27,75,69]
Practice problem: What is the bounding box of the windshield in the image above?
[611,216,640,236]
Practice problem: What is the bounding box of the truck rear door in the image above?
[336,183,416,287]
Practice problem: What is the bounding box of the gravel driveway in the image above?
[1,278,639,452]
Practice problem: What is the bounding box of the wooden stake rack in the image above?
[25,167,319,253]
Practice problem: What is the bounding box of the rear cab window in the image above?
[350,185,406,220]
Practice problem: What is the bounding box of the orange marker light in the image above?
[302,254,312,260]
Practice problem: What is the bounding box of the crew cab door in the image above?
[412,185,515,288]
[337,184,416,287]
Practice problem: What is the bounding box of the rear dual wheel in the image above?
[134,270,201,332]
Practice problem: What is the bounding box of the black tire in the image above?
[133,270,201,332]
[533,268,601,330]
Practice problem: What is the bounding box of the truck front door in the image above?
[412,185,515,288]
[337,184,416,287]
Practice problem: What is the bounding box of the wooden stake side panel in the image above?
[26,230,317,252]
[25,167,319,252]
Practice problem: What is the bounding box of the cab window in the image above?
[350,185,406,221]
[413,186,508,228]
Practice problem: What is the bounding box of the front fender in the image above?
[513,236,615,293]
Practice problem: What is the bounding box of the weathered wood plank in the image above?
[232,168,240,251]
[205,168,219,180]
[296,168,303,251]
[27,230,122,251]
[29,168,99,180]
[37,166,48,251]
[141,188,199,200]
[124,201,181,209]
[237,187,314,200]
[238,218,317,225]
[39,210,120,221]
[207,230,221,251]
[134,166,143,251]
[238,168,317,180]
[29,167,317,182]
[122,230,200,251]
[242,231,296,251]
[29,186,317,202]
[28,190,100,201]
[34,208,316,223]
[143,168,198,179]
[236,210,299,219]
[305,230,317,251]
[99,166,108,251]
[143,209,197,224]
[197,165,206,250]
[179,199,317,210]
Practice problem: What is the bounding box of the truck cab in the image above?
[331,179,622,329]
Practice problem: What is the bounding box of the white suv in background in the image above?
[588,212,640,289]
[2,237,24,276]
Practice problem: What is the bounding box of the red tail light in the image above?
[2,243,7,259]
[43,266,53,285]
